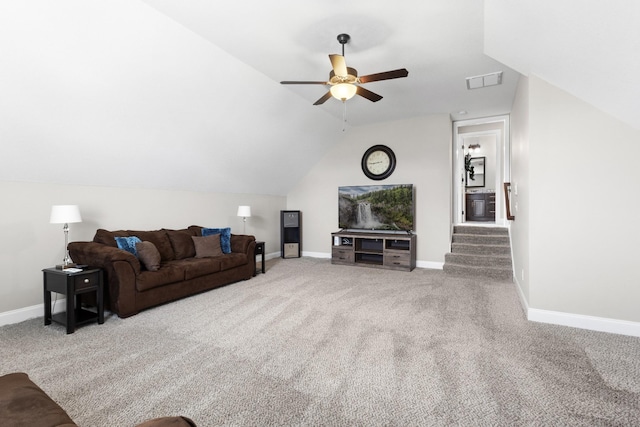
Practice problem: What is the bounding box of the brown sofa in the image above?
[68,226,256,318]
[0,372,196,426]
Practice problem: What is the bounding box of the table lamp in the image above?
[50,205,82,268]
[237,205,251,234]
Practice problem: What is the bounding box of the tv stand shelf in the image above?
[331,231,416,272]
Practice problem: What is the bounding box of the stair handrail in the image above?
[503,182,515,220]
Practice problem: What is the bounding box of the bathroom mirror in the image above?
[466,156,485,188]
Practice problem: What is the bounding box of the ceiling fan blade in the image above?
[358,68,409,84]
[280,81,328,85]
[356,86,383,102]
[313,91,333,105]
[329,54,348,77]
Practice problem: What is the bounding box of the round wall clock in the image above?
[361,145,396,180]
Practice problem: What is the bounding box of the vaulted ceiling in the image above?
[484,0,640,131]
[0,1,636,196]
[140,0,520,126]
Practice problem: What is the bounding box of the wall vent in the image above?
[466,71,503,90]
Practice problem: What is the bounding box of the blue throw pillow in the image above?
[202,227,231,254]
[115,236,142,256]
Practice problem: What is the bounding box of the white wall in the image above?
[0,180,285,315]
[510,76,531,303]
[0,0,341,196]
[484,0,640,131]
[287,115,452,267]
[511,75,640,325]
[528,76,640,322]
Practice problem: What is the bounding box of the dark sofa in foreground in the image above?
[68,226,256,318]
[0,372,196,426]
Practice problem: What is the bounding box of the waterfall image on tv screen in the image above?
[338,184,414,231]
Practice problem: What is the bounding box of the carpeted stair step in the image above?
[443,262,513,280]
[445,252,512,268]
[444,225,513,280]
[453,225,508,236]
[451,242,511,256]
[452,233,510,245]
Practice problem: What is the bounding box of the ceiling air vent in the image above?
[466,71,503,90]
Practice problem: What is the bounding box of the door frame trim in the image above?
[453,115,511,226]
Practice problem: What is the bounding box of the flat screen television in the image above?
[338,184,414,232]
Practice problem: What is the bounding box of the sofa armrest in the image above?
[68,242,141,275]
[135,416,197,427]
[68,241,141,317]
[0,372,77,427]
[230,234,255,255]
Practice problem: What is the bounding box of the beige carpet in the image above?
[1,257,639,426]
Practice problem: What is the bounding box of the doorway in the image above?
[453,115,510,226]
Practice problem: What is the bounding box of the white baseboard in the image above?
[303,251,443,268]
[528,308,640,338]
[302,251,331,259]
[263,252,281,260]
[265,251,326,259]
[416,260,444,270]
[0,299,67,327]
[514,277,529,315]
[514,277,640,337]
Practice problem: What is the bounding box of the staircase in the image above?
[443,225,513,280]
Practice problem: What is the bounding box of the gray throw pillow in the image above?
[136,241,161,271]
[192,234,223,258]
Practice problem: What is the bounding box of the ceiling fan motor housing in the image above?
[337,33,350,45]
[330,67,358,84]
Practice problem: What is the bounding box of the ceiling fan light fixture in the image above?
[330,83,357,101]
[280,33,408,106]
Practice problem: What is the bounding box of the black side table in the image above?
[255,241,265,275]
[43,267,104,334]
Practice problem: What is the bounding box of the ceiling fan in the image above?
[280,34,409,105]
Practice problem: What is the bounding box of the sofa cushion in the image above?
[0,372,77,427]
[130,230,175,261]
[136,241,161,271]
[165,229,197,259]
[94,229,129,247]
[230,234,254,254]
[115,236,142,256]
[136,264,186,292]
[187,225,203,235]
[181,257,222,280]
[220,253,248,271]
[192,234,223,258]
[202,227,231,254]
[95,229,175,261]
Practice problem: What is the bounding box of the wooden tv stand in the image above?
[331,231,416,272]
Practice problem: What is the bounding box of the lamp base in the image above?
[55,263,77,270]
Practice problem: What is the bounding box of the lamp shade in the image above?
[50,205,82,224]
[237,206,251,218]
[330,83,357,101]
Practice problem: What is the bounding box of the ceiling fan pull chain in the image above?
[343,100,347,131]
